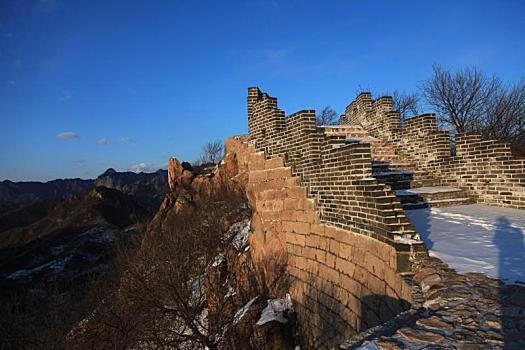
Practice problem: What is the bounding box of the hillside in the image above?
[0,186,148,296]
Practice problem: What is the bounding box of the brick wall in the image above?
[236,87,429,348]
[226,138,414,349]
[247,87,426,249]
[343,93,525,209]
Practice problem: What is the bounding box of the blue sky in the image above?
[1,0,524,181]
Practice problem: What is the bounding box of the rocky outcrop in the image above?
[145,137,297,349]
[149,137,249,234]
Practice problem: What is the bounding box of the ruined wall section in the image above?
[230,138,414,349]
[247,87,423,249]
[343,94,525,209]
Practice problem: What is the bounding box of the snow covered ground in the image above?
[405,204,525,285]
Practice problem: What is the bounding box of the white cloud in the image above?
[128,162,167,173]
[72,159,85,165]
[56,131,79,140]
[96,138,108,145]
[120,137,135,144]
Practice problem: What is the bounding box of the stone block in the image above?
[265,157,284,169]
[293,221,311,235]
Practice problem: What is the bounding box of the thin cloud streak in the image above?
[56,131,79,140]
[120,137,135,144]
[96,138,108,145]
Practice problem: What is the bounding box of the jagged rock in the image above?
[375,340,401,350]
[416,316,454,334]
[396,327,445,343]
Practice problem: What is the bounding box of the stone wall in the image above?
[237,87,429,348]
[226,138,414,349]
[247,87,426,251]
[342,93,525,209]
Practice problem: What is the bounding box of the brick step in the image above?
[372,171,416,187]
[321,125,364,133]
[402,197,476,210]
[381,179,438,190]
[371,145,398,155]
[373,174,439,190]
[372,162,418,172]
[372,154,408,163]
[395,186,470,203]
[323,137,348,147]
[371,147,410,163]
[325,131,370,139]
[345,137,381,145]
[389,229,420,240]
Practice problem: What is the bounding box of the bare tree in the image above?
[66,183,258,350]
[199,140,224,165]
[483,79,525,154]
[421,64,525,154]
[421,64,502,132]
[316,106,338,126]
[391,90,421,119]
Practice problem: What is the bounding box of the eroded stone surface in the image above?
[343,257,525,350]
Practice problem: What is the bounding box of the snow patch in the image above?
[406,204,525,285]
[356,341,381,350]
[256,294,294,326]
[211,253,225,267]
[232,296,258,325]
[225,219,251,251]
[395,186,461,196]
[7,255,73,280]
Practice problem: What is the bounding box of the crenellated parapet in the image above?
[342,94,525,209]
[343,93,401,143]
[239,86,523,349]
[247,87,424,246]
[243,88,430,348]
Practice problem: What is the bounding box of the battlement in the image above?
[342,94,525,209]
[240,86,524,349]
[247,88,423,246]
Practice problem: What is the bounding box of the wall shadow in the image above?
[404,207,433,250]
[295,273,412,349]
[493,216,525,349]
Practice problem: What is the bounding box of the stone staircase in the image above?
[322,125,475,210]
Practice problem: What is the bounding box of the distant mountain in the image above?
[0,186,148,297]
[0,168,168,300]
[0,169,168,212]
[0,169,168,233]
[0,186,148,248]
[0,198,60,233]
[0,178,94,209]
[0,168,169,346]
[95,168,168,213]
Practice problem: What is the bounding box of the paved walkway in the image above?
[345,256,525,350]
[405,204,525,285]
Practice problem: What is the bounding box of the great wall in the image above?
[210,87,525,349]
